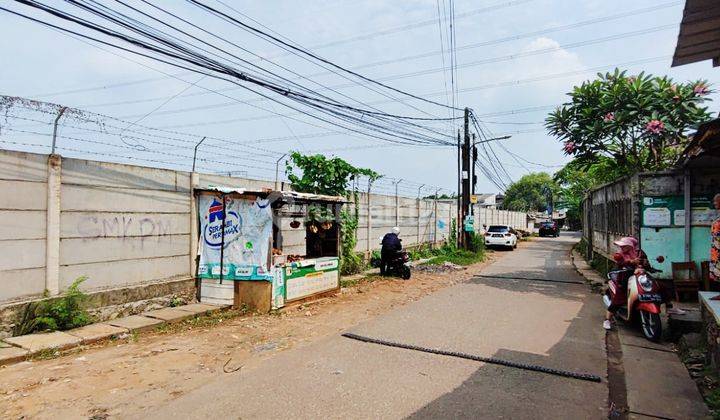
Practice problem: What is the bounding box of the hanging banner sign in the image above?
[197,195,273,281]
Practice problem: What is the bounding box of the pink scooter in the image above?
[602,259,664,341]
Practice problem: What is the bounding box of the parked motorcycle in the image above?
[384,250,411,280]
[602,262,664,341]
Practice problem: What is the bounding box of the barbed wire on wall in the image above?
[0,95,453,198]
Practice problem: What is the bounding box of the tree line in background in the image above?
[501,69,713,228]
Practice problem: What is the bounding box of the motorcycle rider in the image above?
[604,237,649,330]
[380,227,402,276]
[604,237,684,330]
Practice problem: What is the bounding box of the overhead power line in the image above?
[4,0,457,149]
[74,21,674,116]
[101,55,671,129]
[27,2,680,105]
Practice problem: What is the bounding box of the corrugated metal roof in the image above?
[680,118,720,163]
[279,191,346,202]
[196,186,345,202]
[672,0,720,67]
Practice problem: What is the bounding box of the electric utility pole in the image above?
[471,133,477,214]
[461,107,471,249]
[459,111,511,249]
[456,129,462,248]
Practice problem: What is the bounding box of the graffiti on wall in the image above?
[76,215,173,238]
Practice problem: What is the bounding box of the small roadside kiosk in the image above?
[194,187,344,312]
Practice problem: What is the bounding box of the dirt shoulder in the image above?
[0,249,509,419]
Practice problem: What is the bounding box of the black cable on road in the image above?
[342,332,602,383]
[472,274,585,285]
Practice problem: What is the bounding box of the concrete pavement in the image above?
[146,234,608,419]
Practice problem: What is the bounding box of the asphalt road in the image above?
[146,233,608,419]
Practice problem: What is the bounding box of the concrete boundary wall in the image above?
[0,151,48,302]
[0,149,524,305]
[474,207,528,232]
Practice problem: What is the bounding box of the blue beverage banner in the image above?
[197,195,273,281]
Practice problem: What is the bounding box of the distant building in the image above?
[495,194,505,209]
[475,193,497,208]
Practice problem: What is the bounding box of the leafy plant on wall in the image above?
[285,152,379,196]
[285,152,381,275]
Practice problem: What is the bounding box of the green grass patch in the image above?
[419,232,487,267]
[425,249,485,266]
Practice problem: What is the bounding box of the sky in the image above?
[1,0,718,197]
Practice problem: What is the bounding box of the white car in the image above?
[484,225,518,250]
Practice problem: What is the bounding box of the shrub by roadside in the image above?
[13,277,92,336]
[425,249,485,266]
[424,232,486,267]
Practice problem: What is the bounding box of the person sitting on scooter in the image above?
[380,227,402,276]
[604,237,682,330]
[604,237,646,329]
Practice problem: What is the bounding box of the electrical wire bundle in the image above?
[3,0,464,149]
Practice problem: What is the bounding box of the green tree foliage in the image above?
[546,69,713,173]
[502,172,559,212]
[553,157,625,228]
[286,152,381,275]
[285,152,380,196]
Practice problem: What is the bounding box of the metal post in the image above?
[219,194,226,284]
[417,184,424,245]
[394,179,402,227]
[367,179,372,253]
[683,169,691,261]
[275,153,288,191]
[50,107,67,155]
[433,188,440,248]
[192,136,207,172]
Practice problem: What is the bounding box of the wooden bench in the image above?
[672,262,701,301]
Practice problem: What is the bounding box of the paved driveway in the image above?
[147,233,608,419]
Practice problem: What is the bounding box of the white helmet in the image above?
[392,226,400,235]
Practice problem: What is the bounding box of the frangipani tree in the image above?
[546,69,713,172]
